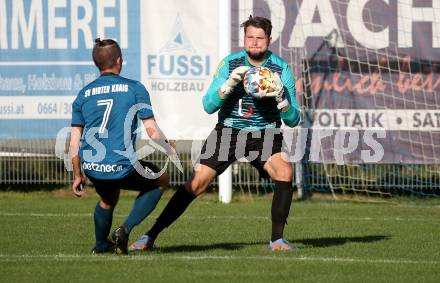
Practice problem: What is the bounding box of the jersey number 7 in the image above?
[97,99,113,134]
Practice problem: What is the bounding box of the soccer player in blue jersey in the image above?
[129,16,301,252]
[69,38,173,255]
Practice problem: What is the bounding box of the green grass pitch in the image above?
[0,190,439,282]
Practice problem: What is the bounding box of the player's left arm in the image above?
[277,65,301,127]
[142,117,171,145]
[142,117,181,172]
[69,126,85,197]
[135,82,177,155]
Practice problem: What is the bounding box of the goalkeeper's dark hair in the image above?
[92,38,122,71]
[240,15,272,37]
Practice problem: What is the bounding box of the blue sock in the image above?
[94,202,113,251]
[124,188,163,233]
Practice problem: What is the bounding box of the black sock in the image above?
[146,185,196,240]
[271,181,293,241]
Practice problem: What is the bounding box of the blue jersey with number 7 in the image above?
[71,73,153,180]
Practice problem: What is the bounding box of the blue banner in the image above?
[0,0,140,138]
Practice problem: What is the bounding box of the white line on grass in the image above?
[0,254,438,265]
[0,212,438,222]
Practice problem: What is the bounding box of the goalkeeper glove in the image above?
[271,72,289,110]
[220,66,250,97]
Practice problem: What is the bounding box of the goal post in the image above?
[218,0,233,203]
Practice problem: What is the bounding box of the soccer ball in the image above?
[243,66,275,99]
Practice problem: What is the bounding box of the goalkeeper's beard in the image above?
[246,50,267,62]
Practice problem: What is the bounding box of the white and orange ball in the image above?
[243,66,275,99]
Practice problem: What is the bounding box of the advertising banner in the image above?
[0,0,140,138]
[140,0,218,140]
[233,0,440,61]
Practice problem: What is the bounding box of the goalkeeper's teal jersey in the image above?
[203,50,299,130]
[71,73,153,180]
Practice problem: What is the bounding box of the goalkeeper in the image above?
[130,16,301,252]
[69,38,173,255]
